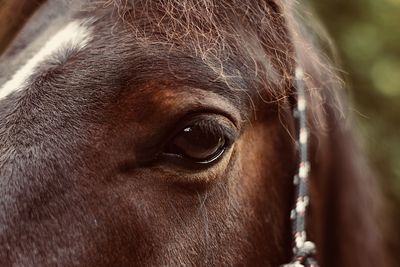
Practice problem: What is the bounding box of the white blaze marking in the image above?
[0,20,93,100]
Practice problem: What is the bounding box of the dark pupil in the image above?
[171,125,225,161]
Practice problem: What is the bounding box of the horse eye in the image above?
[164,122,228,164]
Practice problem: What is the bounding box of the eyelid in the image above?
[134,112,238,163]
[181,118,238,143]
[167,114,239,147]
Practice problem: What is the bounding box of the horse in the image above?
[0,0,387,266]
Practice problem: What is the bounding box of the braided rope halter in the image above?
[281,67,319,267]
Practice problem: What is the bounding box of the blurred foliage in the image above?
[307,0,400,198]
[308,0,400,260]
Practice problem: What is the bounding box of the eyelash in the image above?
[186,119,236,142]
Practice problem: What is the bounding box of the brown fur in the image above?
[0,0,388,266]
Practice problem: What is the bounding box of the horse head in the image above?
[0,1,386,266]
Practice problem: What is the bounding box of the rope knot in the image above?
[281,241,318,267]
[297,241,316,257]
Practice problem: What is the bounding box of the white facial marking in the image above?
[0,20,93,100]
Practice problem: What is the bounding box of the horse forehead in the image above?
[0,1,255,113]
[0,19,93,101]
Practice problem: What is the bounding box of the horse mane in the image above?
[0,0,389,266]
[284,2,388,266]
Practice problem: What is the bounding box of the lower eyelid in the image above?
[159,146,229,170]
[162,137,234,168]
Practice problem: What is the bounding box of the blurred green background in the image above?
[308,0,400,260]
